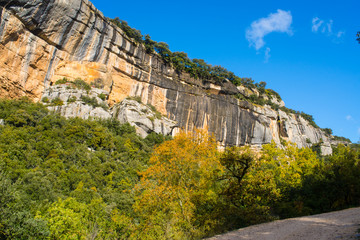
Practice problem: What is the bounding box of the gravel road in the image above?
[207,207,360,240]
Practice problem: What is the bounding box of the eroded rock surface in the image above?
[0,0,333,152]
[113,99,177,138]
[42,84,176,137]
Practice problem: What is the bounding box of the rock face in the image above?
[42,84,176,137]
[0,0,332,153]
[113,99,177,138]
[42,84,111,119]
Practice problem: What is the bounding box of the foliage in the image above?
[357,31,360,44]
[67,96,77,103]
[0,98,168,239]
[333,135,351,143]
[72,79,91,91]
[322,128,333,135]
[279,106,319,128]
[98,93,107,101]
[91,79,105,89]
[287,145,360,215]
[50,97,64,106]
[55,78,92,91]
[146,104,162,119]
[126,96,142,103]
[1,98,359,239]
[133,129,224,239]
[155,42,173,63]
[41,97,49,103]
[109,17,143,43]
[144,34,156,54]
[55,77,69,85]
[80,95,108,110]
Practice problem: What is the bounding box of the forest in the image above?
[0,98,359,239]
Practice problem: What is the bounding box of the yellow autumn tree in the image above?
[133,128,224,240]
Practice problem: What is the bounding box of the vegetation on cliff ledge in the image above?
[0,98,359,239]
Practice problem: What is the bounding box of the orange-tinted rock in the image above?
[0,0,332,153]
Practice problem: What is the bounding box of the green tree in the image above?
[154,42,172,63]
[134,129,224,239]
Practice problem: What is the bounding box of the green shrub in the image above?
[50,97,63,106]
[333,135,351,143]
[98,93,107,101]
[67,96,77,103]
[72,79,91,91]
[55,78,69,85]
[322,128,333,136]
[91,79,105,89]
[41,97,49,103]
[80,96,108,110]
[126,96,142,103]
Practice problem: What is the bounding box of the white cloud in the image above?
[337,31,345,38]
[246,9,293,50]
[346,115,353,121]
[312,17,324,32]
[264,47,271,63]
[312,17,344,39]
[327,20,333,34]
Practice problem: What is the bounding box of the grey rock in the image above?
[43,84,111,119]
[112,99,177,138]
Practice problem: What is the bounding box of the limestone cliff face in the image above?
[0,0,332,153]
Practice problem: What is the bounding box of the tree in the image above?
[133,129,224,239]
[144,34,156,54]
[322,128,333,135]
[154,42,172,63]
[357,31,360,44]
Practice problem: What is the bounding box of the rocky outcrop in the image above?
[42,84,111,119]
[42,84,176,137]
[113,99,177,138]
[0,0,333,153]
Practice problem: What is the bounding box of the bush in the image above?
[50,97,63,106]
[55,78,69,85]
[322,128,333,136]
[72,79,91,91]
[67,96,77,103]
[91,79,105,89]
[80,96,108,110]
[41,97,49,103]
[98,93,107,101]
[126,96,142,103]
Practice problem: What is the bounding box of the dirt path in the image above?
[207,207,360,240]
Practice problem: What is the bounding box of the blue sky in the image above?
[91,0,360,142]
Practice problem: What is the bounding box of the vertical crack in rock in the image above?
[92,19,107,61]
[71,9,93,58]
[57,0,83,49]
[75,6,97,60]
[103,26,117,65]
[20,35,37,85]
[44,48,57,87]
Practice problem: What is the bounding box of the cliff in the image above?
[0,0,332,154]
